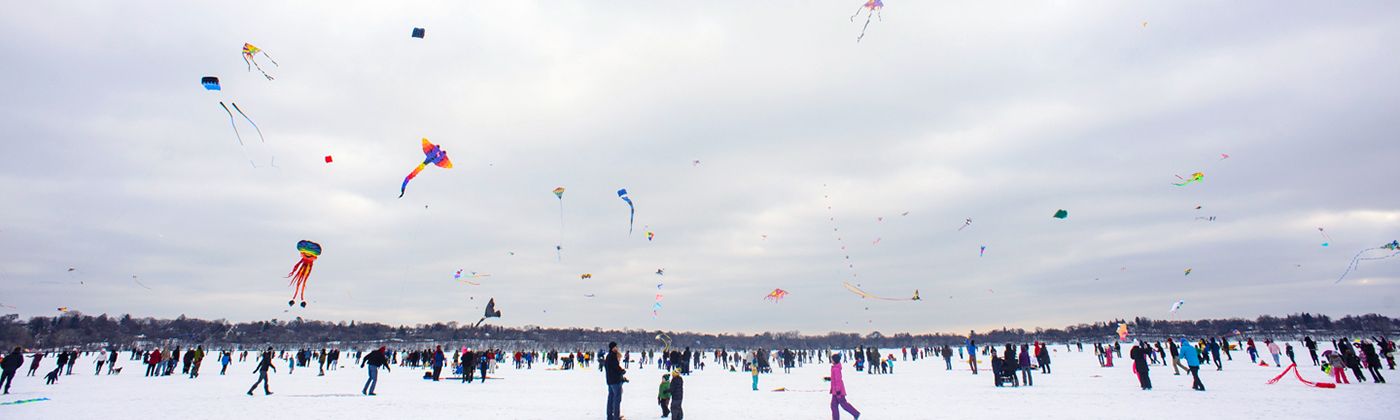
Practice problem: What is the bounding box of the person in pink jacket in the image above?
[829,353,860,420]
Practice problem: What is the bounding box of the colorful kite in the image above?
[201,76,221,91]
[646,231,655,241]
[979,245,986,257]
[474,298,501,327]
[958,218,973,231]
[324,155,333,163]
[242,43,279,80]
[56,307,71,313]
[1334,240,1400,284]
[849,0,884,42]
[1174,172,1205,186]
[285,240,321,307]
[842,282,919,301]
[765,288,790,302]
[1053,209,1069,219]
[399,138,452,198]
[454,269,488,285]
[1169,299,1184,314]
[1184,268,1192,276]
[411,27,426,38]
[1317,228,1332,247]
[580,273,592,280]
[1117,323,1129,341]
[617,189,635,234]
[554,187,566,260]
[1220,153,1230,160]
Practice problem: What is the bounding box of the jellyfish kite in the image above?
[849,0,884,42]
[242,43,279,80]
[1173,172,1204,186]
[399,138,452,198]
[765,288,790,302]
[1334,240,1400,284]
[617,188,635,234]
[474,298,502,327]
[285,240,321,307]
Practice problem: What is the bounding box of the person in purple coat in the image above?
[829,353,860,420]
[1018,344,1033,386]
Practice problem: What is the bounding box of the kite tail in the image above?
[231,103,266,143]
[262,52,279,67]
[474,317,486,328]
[849,6,864,21]
[243,55,253,72]
[399,163,427,198]
[219,102,244,146]
[251,60,273,80]
[857,13,873,42]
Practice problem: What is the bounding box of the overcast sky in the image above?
[1,1,1398,335]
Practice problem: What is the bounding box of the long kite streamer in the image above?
[1265,363,1336,388]
[219,102,243,146]
[554,187,566,260]
[842,282,919,301]
[230,103,265,143]
[399,138,452,198]
[1335,240,1400,284]
[617,188,635,234]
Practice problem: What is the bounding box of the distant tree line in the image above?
[0,312,1394,351]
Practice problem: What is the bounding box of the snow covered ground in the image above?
[3,342,1396,419]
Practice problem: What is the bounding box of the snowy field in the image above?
[3,343,1396,419]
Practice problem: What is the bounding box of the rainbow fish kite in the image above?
[399,138,452,198]
[286,240,321,307]
[1174,172,1204,186]
[765,288,790,302]
[617,188,635,234]
[242,43,279,80]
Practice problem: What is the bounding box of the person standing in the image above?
[657,373,672,418]
[942,345,953,371]
[461,348,476,383]
[1018,344,1033,386]
[1304,336,1319,366]
[247,347,276,396]
[1208,339,1223,371]
[604,342,628,420]
[1037,343,1052,374]
[829,353,860,420]
[1180,339,1204,391]
[1,347,23,394]
[1130,342,1152,390]
[145,349,161,377]
[669,368,684,420]
[94,350,107,375]
[360,346,389,395]
[1285,343,1297,366]
[751,355,760,391]
[966,339,978,374]
[55,351,70,377]
[189,346,205,378]
[106,348,118,375]
[430,345,445,381]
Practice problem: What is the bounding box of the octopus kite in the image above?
[849,0,884,42]
[399,138,452,198]
[1174,172,1204,186]
[765,288,790,302]
[285,240,321,307]
[242,43,279,80]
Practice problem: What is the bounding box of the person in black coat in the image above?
[361,346,390,395]
[1361,341,1386,383]
[669,368,684,420]
[461,349,477,383]
[1,347,23,394]
[1130,342,1152,390]
[246,347,276,396]
[604,342,628,420]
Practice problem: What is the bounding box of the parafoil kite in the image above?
[842,282,919,301]
[617,189,635,234]
[242,43,279,80]
[1334,240,1400,284]
[411,27,425,38]
[764,288,789,302]
[1173,172,1204,186]
[1053,209,1069,219]
[399,138,452,198]
[474,298,502,327]
[849,0,883,42]
[202,76,221,91]
[646,231,655,241]
[201,78,269,167]
[56,307,71,313]
[285,240,321,307]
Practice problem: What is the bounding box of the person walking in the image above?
[360,346,390,395]
[247,347,276,396]
[829,353,860,420]
[1267,340,1282,367]
[1208,339,1223,371]
[1180,339,1204,391]
[94,350,107,375]
[220,351,232,375]
[26,352,44,377]
[669,368,684,420]
[1304,336,1320,366]
[1,347,23,394]
[604,342,628,420]
[146,349,161,377]
[1360,340,1386,384]
[106,348,118,375]
[1130,342,1152,390]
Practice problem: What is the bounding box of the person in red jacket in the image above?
[146,349,162,377]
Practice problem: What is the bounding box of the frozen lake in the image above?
[3,343,1396,419]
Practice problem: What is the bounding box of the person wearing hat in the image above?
[657,373,672,418]
[247,347,277,396]
[361,346,391,395]
[669,368,684,420]
[604,342,628,420]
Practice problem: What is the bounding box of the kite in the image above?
[647,231,655,241]
[1334,240,1400,284]
[823,187,861,283]
[872,238,881,245]
[474,298,502,327]
[201,76,221,91]
[1265,363,1336,388]
[617,189,635,234]
[285,240,321,307]
[580,273,592,280]
[958,218,973,231]
[411,27,425,38]
[1053,209,1069,219]
[1220,153,1230,160]
[692,160,701,166]
[1173,172,1205,186]
[842,282,919,301]
[653,288,664,317]
[1184,268,1192,276]
[554,187,566,260]
[399,138,452,198]
[765,288,789,302]
[1117,323,1129,341]
[583,294,596,298]
[1317,228,1332,247]
[849,0,883,43]
[1196,216,1217,221]
[453,269,488,285]
[241,43,279,80]
[56,307,71,313]
[324,155,333,163]
[1169,299,1184,314]
[656,269,665,276]
[979,245,986,257]
[132,275,152,290]
[656,333,673,353]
